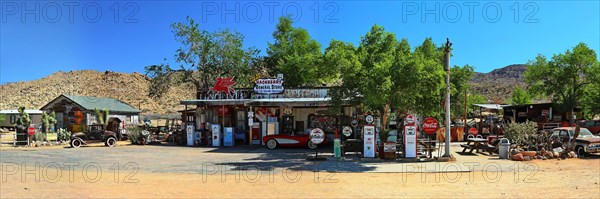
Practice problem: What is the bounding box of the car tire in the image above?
[266,139,278,149]
[71,139,82,148]
[576,146,586,158]
[105,137,117,147]
[307,140,317,149]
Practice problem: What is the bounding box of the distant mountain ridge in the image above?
[469,64,528,103]
[0,70,195,115]
[0,65,529,114]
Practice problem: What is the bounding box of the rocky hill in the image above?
[0,70,195,115]
[0,65,533,115]
[470,64,528,103]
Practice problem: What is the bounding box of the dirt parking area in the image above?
[1,143,599,198]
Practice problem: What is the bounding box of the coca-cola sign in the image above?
[422,117,438,135]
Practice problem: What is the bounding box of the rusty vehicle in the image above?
[550,127,600,157]
[70,124,119,148]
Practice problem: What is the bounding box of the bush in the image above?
[127,126,150,145]
[504,121,538,150]
[57,128,71,141]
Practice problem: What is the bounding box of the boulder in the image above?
[512,153,524,161]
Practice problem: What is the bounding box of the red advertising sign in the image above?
[468,127,478,135]
[422,117,439,135]
[218,106,230,116]
[27,127,36,135]
[212,77,236,93]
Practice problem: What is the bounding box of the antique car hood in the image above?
[576,137,600,144]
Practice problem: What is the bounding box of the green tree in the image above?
[525,43,600,124]
[267,16,326,87]
[395,38,446,118]
[448,65,475,118]
[146,16,258,98]
[511,86,532,105]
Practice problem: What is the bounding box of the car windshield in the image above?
[569,128,594,137]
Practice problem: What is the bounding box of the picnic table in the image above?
[461,138,494,155]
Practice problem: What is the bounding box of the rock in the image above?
[524,156,531,161]
[569,151,577,158]
[512,153,524,161]
[553,152,560,158]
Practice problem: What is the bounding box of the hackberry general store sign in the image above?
[254,78,284,94]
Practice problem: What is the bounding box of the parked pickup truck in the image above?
[550,127,600,157]
[583,120,600,135]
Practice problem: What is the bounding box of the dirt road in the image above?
[1,145,599,198]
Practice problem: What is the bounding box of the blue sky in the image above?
[1,1,599,83]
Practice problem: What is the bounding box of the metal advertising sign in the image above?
[365,115,374,124]
[310,128,325,144]
[342,126,352,137]
[422,117,439,135]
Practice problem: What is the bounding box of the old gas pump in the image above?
[404,114,417,158]
[211,124,221,147]
[363,115,376,158]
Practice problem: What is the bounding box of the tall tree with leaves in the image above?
[267,16,326,87]
[146,16,258,99]
[511,86,532,105]
[525,43,600,124]
[396,38,446,118]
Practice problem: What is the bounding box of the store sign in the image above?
[310,128,325,144]
[541,110,549,116]
[342,126,352,137]
[254,78,284,94]
[422,117,438,135]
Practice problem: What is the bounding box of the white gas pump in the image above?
[186,124,194,146]
[212,124,221,147]
[363,125,376,158]
[404,114,417,158]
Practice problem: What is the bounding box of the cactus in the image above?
[94,108,110,129]
[15,106,31,133]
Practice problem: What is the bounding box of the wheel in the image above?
[576,146,586,158]
[71,139,82,148]
[266,139,278,149]
[307,140,317,149]
[105,137,117,147]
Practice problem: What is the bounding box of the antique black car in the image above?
[70,124,118,148]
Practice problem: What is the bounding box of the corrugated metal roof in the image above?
[472,104,508,110]
[64,95,140,113]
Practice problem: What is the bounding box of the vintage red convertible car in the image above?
[262,133,327,149]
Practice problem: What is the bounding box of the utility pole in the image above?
[443,38,453,157]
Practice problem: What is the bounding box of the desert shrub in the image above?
[57,128,71,141]
[127,126,149,144]
[504,121,538,149]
